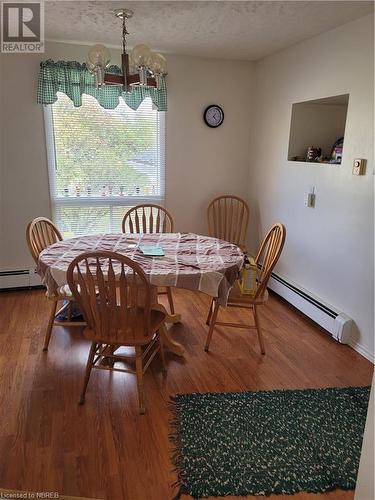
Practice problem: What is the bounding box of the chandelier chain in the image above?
[122,15,129,55]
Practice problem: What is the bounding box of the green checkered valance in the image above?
[37,60,167,111]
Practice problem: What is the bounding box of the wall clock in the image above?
[203,105,224,128]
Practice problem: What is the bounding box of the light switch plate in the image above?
[353,158,366,175]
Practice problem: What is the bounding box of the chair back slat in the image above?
[122,204,174,234]
[227,197,234,242]
[95,257,109,335]
[77,259,96,327]
[26,217,63,263]
[129,216,134,233]
[142,207,147,233]
[149,209,154,234]
[237,202,245,245]
[207,195,249,248]
[223,198,228,241]
[230,200,237,244]
[255,223,286,299]
[67,251,153,345]
[107,259,117,308]
[135,210,140,233]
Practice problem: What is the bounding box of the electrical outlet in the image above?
[353,158,366,175]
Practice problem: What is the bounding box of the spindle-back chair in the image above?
[122,204,174,234]
[67,251,167,414]
[122,204,175,314]
[205,223,286,355]
[26,217,63,264]
[207,195,249,252]
[26,217,85,351]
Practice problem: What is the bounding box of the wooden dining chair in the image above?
[122,204,175,314]
[207,195,250,252]
[67,251,167,414]
[26,217,85,352]
[122,204,174,234]
[205,223,286,355]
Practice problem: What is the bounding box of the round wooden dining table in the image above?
[37,232,244,356]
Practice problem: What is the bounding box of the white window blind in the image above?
[44,92,165,237]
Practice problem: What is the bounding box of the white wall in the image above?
[0,53,4,269]
[0,42,254,271]
[250,14,374,359]
[1,51,52,272]
[167,55,254,236]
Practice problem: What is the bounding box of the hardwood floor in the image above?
[0,288,372,500]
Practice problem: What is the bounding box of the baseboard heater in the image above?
[0,269,42,291]
[0,268,354,344]
[268,272,353,344]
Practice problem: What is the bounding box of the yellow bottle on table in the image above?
[239,255,257,295]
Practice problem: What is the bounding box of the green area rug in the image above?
[170,386,370,499]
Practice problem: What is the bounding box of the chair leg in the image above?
[67,300,72,321]
[204,300,220,352]
[135,346,146,415]
[253,305,265,355]
[206,298,214,326]
[43,299,58,352]
[79,342,97,405]
[166,287,175,315]
[158,329,167,373]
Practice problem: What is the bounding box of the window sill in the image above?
[53,195,164,205]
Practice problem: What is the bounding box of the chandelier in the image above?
[86,8,167,91]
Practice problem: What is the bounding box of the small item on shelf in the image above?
[239,255,257,295]
[289,155,306,162]
[86,186,92,196]
[135,185,140,195]
[63,188,69,197]
[306,146,322,162]
[330,137,344,164]
[119,186,125,196]
[101,185,106,196]
[75,186,81,197]
[108,185,113,196]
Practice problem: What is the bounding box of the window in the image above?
[44,93,165,237]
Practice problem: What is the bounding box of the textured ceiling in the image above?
[45,1,374,61]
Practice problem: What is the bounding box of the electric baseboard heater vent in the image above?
[0,269,42,290]
[0,268,354,344]
[268,273,353,344]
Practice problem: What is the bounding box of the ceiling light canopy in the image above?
[86,8,167,91]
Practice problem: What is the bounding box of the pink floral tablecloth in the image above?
[37,233,243,305]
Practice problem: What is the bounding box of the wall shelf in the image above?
[288,94,349,164]
[289,160,341,165]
